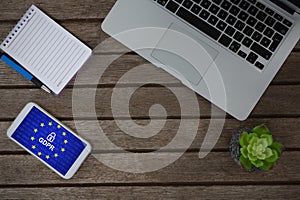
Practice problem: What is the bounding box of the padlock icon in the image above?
[46,132,56,143]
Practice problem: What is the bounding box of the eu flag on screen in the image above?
[11,106,86,176]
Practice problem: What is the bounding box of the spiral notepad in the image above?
[0,5,92,94]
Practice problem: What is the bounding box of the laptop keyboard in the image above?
[153,0,294,70]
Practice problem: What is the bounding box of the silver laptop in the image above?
[102,0,300,120]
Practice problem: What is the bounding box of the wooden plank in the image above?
[0,151,299,184]
[0,0,115,20]
[0,85,299,119]
[0,118,299,152]
[0,52,300,87]
[296,42,300,50]
[1,186,300,200]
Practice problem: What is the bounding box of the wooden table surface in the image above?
[0,1,300,199]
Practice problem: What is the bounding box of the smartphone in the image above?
[7,102,92,179]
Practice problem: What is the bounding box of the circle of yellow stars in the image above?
[30,121,68,160]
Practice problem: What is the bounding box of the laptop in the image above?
[102,0,300,120]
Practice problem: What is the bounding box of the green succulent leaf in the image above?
[260,134,273,146]
[253,125,270,136]
[240,156,252,171]
[241,147,248,158]
[239,132,249,147]
[266,149,279,163]
[252,159,264,168]
[270,141,283,156]
[248,153,257,161]
[248,133,258,144]
[260,161,275,170]
[264,148,273,158]
[259,138,269,149]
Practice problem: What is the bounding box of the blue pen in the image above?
[0,53,51,93]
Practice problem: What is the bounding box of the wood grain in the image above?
[0,151,299,185]
[0,52,299,87]
[0,0,299,198]
[1,186,300,200]
[0,0,115,20]
[0,118,299,152]
[0,85,299,119]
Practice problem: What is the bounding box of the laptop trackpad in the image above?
[151,23,219,85]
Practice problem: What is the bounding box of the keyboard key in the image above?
[230,0,241,4]
[248,5,258,16]
[256,2,265,10]
[273,22,289,35]
[191,4,202,15]
[177,8,221,40]
[234,31,244,42]
[242,37,253,47]
[243,26,254,37]
[238,11,249,21]
[199,10,210,20]
[212,0,222,5]
[265,7,274,16]
[273,32,284,43]
[269,33,283,52]
[251,42,272,60]
[216,20,227,31]
[239,0,250,10]
[229,41,241,53]
[263,27,274,38]
[209,4,220,14]
[192,0,201,3]
[229,5,240,16]
[208,15,219,25]
[255,61,265,70]
[200,0,211,9]
[252,31,262,42]
[225,26,236,36]
[219,34,233,47]
[226,15,237,26]
[166,1,180,13]
[246,52,258,64]
[261,37,271,48]
[221,0,232,11]
[256,11,267,21]
[247,0,256,3]
[265,16,276,27]
[238,50,247,58]
[183,0,193,9]
[246,16,257,27]
[157,0,168,6]
[218,9,229,20]
[274,13,283,21]
[234,20,245,31]
[255,22,266,32]
[283,19,293,27]
[175,0,184,4]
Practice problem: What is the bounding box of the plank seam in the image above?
[0,182,300,188]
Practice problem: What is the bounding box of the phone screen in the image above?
[11,106,87,176]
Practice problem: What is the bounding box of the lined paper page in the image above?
[0,5,92,94]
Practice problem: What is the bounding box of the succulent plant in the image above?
[239,125,283,171]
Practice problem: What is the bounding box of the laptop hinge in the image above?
[269,0,295,15]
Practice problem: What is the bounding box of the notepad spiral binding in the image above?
[1,5,36,48]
